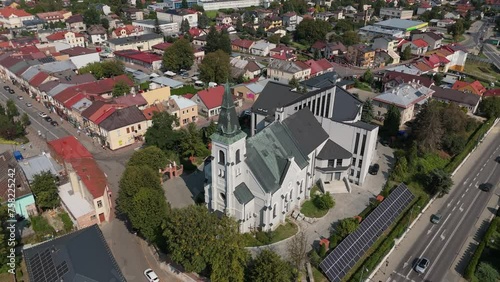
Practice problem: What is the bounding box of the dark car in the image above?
[3,85,10,90]
[495,156,500,163]
[9,89,15,94]
[431,214,442,224]
[50,121,59,126]
[369,164,380,175]
[479,183,493,192]
[45,116,53,122]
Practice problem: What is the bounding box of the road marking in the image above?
[480,167,483,171]
[457,200,460,205]
[462,194,465,198]
[466,188,469,193]
[452,206,456,211]
[469,183,473,187]
[447,200,452,207]
[460,204,464,212]
[424,185,484,281]
[440,230,446,240]
[427,225,434,235]
[473,177,477,181]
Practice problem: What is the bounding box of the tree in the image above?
[129,187,169,243]
[162,205,248,280]
[287,230,308,271]
[162,38,195,72]
[342,30,360,46]
[0,114,18,140]
[295,19,332,45]
[181,0,188,8]
[205,26,220,53]
[381,104,401,137]
[361,99,374,123]
[412,101,444,153]
[479,97,500,118]
[248,249,293,282]
[288,76,300,88]
[475,262,499,282]
[145,111,181,153]
[402,45,412,60]
[180,18,190,33]
[128,146,169,171]
[235,17,243,32]
[268,34,281,45]
[448,20,465,41]
[198,13,209,28]
[31,171,59,210]
[313,192,335,210]
[218,29,232,54]
[83,7,101,27]
[361,69,374,84]
[199,49,230,84]
[6,99,19,121]
[202,120,218,144]
[179,123,209,158]
[424,169,453,197]
[79,60,125,79]
[116,165,163,217]
[336,218,359,238]
[154,17,161,34]
[21,113,30,128]
[112,81,131,97]
[100,18,110,30]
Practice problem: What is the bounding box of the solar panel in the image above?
[27,247,70,282]
[319,183,414,282]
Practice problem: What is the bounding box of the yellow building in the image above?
[165,95,198,128]
[142,86,171,106]
[98,106,148,150]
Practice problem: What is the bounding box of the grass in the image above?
[300,200,328,218]
[171,85,198,96]
[290,41,308,51]
[30,216,55,239]
[58,212,74,232]
[354,80,372,91]
[0,137,20,145]
[464,61,500,82]
[312,266,328,282]
[242,220,298,247]
[206,11,217,18]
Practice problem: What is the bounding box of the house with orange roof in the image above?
[426,44,468,71]
[0,7,34,28]
[111,24,144,38]
[451,80,486,96]
[46,30,85,48]
[191,85,241,118]
[36,10,71,23]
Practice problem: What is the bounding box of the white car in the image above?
[38,112,48,118]
[144,268,159,282]
[414,257,430,274]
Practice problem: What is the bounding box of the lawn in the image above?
[206,11,217,18]
[290,41,308,51]
[242,220,298,247]
[171,85,198,96]
[354,80,372,91]
[464,61,500,82]
[30,216,55,240]
[58,212,74,232]
[312,266,328,282]
[300,200,328,218]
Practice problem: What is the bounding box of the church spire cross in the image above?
[217,82,242,137]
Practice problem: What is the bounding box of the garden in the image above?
[300,186,335,218]
[242,220,298,247]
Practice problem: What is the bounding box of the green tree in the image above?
[424,169,453,197]
[199,49,230,84]
[295,18,332,45]
[162,38,195,72]
[0,114,18,140]
[179,123,209,158]
[381,104,401,137]
[154,17,161,34]
[116,165,163,216]
[268,34,281,44]
[31,171,59,210]
[128,146,169,171]
[412,101,444,153]
[162,205,248,280]
[402,45,412,60]
[361,99,374,123]
[313,192,335,210]
[145,111,181,152]
[129,187,169,243]
[205,26,220,53]
[248,249,293,282]
[202,120,218,144]
[198,12,209,28]
[448,20,465,41]
[288,76,300,88]
[79,60,125,79]
[6,99,19,121]
[319,242,327,258]
[180,18,190,33]
[334,19,354,32]
[479,97,500,118]
[0,205,10,273]
[361,69,374,84]
[21,113,30,128]
[218,29,232,54]
[100,18,110,30]
[83,7,101,27]
[181,0,188,8]
[235,17,243,32]
[336,218,359,238]
[112,81,131,97]
[342,30,360,46]
[475,262,499,282]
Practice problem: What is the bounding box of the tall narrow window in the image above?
[360,134,367,156]
[236,149,241,164]
[219,150,225,165]
[273,204,277,218]
[354,133,360,153]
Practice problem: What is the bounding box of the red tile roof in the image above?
[113,24,143,36]
[114,50,162,64]
[71,158,108,199]
[93,107,116,125]
[48,136,93,160]
[0,7,32,18]
[46,31,84,41]
[311,40,327,50]
[113,93,148,107]
[152,42,173,51]
[29,72,50,87]
[63,92,86,108]
[232,39,255,49]
[183,93,194,99]
[195,85,225,110]
[452,80,486,95]
[188,27,204,37]
[412,39,428,48]
[484,88,500,97]
[142,105,160,120]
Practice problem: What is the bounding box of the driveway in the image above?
[164,165,206,209]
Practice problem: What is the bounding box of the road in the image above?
[0,82,181,281]
[483,44,500,72]
[373,121,500,282]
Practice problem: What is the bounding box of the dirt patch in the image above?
[42,209,64,233]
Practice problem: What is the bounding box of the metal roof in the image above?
[317,139,353,160]
[234,183,254,205]
[282,108,329,155]
[18,155,61,183]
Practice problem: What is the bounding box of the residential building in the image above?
[379,8,413,20]
[46,31,85,48]
[372,37,399,52]
[199,0,261,11]
[112,24,144,38]
[48,136,113,224]
[59,47,100,69]
[157,9,198,28]
[330,10,345,20]
[0,151,36,219]
[346,44,375,68]
[431,18,456,28]
[97,106,148,150]
[87,25,108,44]
[282,12,302,30]
[411,31,442,50]
[270,45,297,61]
[431,86,481,113]
[267,59,311,84]
[132,19,179,35]
[231,39,255,53]
[425,44,468,71]
[230,57,263,80]
[382,70,434,90]
[191,85,239,117]
[165,0,199,9]
[66,14,85,32]
[359,25,405,40]
[373,83,434,125]
[310,41,347,59]
[165,95,198,127]
[23,225,126,281]
[106,33,164,51]
[304,58,334,77]
[232,78,271,102]
[114,49,163,70]
[36,10,71,23]
[0,7,34,28]
[250,40,276,56]
[122,8,143,21]
[451,80,486,96]
[401,39,429,55]
[417,2,432,15]
[150,76,184,89]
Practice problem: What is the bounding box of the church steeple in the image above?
[217,82,242,137]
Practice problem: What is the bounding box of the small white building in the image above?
[106,33,164,51]
[157,9,198,28]
[87,25,108,45]
[199,0,261,11]
[133,19,179,35]
[379,8,413,20]
[60,47,101,69]
[250,40,276,57]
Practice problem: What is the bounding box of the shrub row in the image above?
[464,216,499,280]
[445,118,495,173]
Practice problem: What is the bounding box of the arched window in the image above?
[273,204,277,218]
[236,149,241,164]
[219,150,225,165]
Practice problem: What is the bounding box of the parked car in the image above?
[50,121,59,126]
[415,258,430,273]
[495,156,500,163]
[25,103,32,107]
[479,183,493,192]
[38,112,48,118]
[3,85,10,90]
[44,116,53,122]
[17,95,23,100]
[369,164,380,175]
[144,269,159,282]
[9,89,15,94]
[430,214,442,224]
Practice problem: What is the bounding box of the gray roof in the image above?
[268,60,306,73]
[332,86,362,121]
[21,66,41,82]
[18,155,61,183]
[48,83,72,97]
[150,76,184,88]
[374,19,426,30]
[374,83,434,108]
[301,72,339,89]
[252,81,302,116]
[72,98,92,112]
[234,183,254,205]
[346,121,378,131]
[246,121,309,194]
[9,61,30,73]
[431,86,481,106]
[99,106,146,131]
[283,108,329,155]
[107,33,163,46]
[23,224,126,282]
[216,83,242,138]
[317,139,352,160]
[38,60,76,73]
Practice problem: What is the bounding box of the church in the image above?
[204,82,378,233]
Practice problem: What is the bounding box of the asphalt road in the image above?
[388,127,500,282]
[483,44,500,72]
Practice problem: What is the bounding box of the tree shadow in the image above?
[487,207,498,215]
[454,241,477,274]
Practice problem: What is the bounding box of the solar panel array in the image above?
[29,248,69,282]
[319,183,415,282]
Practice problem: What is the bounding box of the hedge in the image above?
[464,217,499,280]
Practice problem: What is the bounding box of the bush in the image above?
[464,217,499,280]
[313,192,335,210]
[255,231,273,244]
[329,234,342,249]
[309,250,322,268]
[59,212,74,232]
[475,262,500,282]
[319,243,327,258]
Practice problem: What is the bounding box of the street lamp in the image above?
[359,268,369,282]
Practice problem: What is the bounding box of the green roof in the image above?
[234,183,254,205]
[245,122,309,194]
